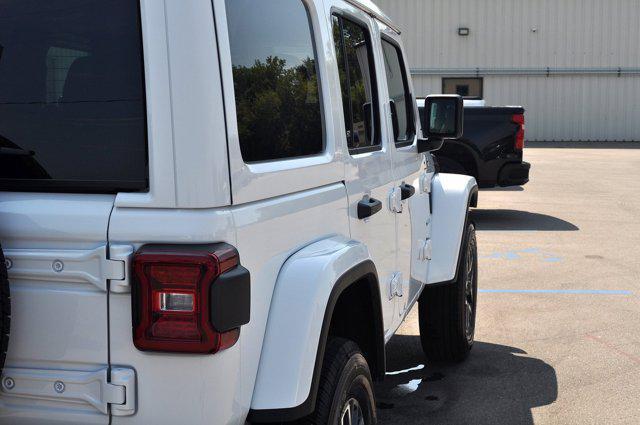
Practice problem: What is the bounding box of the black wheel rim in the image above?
[464,230,477,344]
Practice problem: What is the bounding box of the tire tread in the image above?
[419,223,476,362]
[297,338,359,424]
[0,245,11,376]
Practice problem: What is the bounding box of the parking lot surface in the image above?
[377,145,640,424]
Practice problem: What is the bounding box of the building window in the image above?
[442,77,483,99]
[226,0,324,163]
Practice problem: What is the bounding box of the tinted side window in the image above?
[226,0,323,162]
[0,0,147,193]
[332,15,380,153]
[381,39,415,145]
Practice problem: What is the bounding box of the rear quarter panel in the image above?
[108,184,349,424]
[108,208,242,424]
[233,183,350,416]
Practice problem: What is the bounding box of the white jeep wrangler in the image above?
[0,0,478,424]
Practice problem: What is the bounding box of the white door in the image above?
[330,10,398,336]
[0,0,144,421]
[378,29,432,318]
[0,194,121,424]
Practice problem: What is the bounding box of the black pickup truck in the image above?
[418,99,530,188]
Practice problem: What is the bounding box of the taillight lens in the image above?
[132,244,249,354]
[512,113,525,150]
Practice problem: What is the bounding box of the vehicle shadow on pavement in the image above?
[481,186,525,192]
[470,209,579,231]
[375,335,557,425]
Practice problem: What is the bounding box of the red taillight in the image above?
[512,113,525,150]
[132,244,249,354]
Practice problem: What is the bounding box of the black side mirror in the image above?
[418,94,464,153]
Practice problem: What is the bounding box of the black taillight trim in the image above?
[210,265,251,332]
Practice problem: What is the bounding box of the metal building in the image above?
[376,0,640,141]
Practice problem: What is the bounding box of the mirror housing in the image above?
[418,94,464,153]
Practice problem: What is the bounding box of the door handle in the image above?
[400,183,415,200]
[358,197,382,219]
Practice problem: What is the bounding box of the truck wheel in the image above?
[300,338,377,425]
[418,222,477,362]
[0,245,11,375]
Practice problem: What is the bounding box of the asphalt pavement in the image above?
[377,144,640,424]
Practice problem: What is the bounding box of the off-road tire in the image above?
[299,338,377,425]
[418,222,477,362]
[0,245,11,375]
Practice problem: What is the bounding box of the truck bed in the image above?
[418,100,530,188]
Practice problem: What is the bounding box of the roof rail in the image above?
[343,0,401,34]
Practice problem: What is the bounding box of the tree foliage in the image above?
[232,56,323,162]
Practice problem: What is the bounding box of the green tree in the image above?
[232,56,322,161]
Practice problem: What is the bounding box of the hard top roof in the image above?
[344,0,401,34]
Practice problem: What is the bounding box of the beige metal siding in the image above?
[377,0,640,141]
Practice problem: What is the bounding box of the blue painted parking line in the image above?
[479,289,632,295]
[480,247,562,262]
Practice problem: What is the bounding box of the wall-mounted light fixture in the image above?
[458,27,470,36]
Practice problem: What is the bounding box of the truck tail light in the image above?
[132,244,250,354]
[512,113,525,150]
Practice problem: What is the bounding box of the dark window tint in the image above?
[0,0,147,193]
[226,0,323,162]
[443,77,483,99]
[332,15,380,152]
[381,39,415,145]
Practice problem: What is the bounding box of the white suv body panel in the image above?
[251,235,370,410]
[0,1,478,424]
[108,208,242,425]
[328,0,400,339]
[231,183,350,417]
[116,0,231,210]
[428,173,478,284]
[375,20,429,319]
[0,194,115,424]
[214,0,345,205]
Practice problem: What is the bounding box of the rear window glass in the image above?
[0,0,147,193]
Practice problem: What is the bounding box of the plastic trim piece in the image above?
[210,264,251,332]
